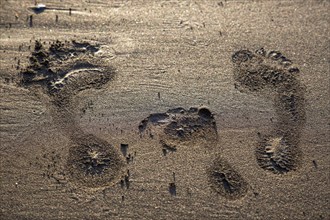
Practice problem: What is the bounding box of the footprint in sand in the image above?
[67,133,125,188]
[139,106,218,153]
[21,40,115,106]
[207,156,249,200]
[231,48,306,174]
[20,40,125,188]
[139,107,248,199]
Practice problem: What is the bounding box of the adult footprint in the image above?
[20,40,125,188]
[20,40,115,107]
[231,48,306,174]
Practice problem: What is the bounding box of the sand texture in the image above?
[0,0,329,219]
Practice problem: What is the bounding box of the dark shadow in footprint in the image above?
[207,156,248,200]
[232,48,306,174]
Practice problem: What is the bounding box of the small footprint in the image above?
[139,106,218,152]
[140,107,248,200]
[207,156,248,199]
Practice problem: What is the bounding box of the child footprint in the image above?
[139,106,218,152]
[139,106,248,199]
[231,48,306,174]
[207,155,248,200]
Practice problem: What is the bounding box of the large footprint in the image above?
[20,40,125,188]
[232,48,306,174]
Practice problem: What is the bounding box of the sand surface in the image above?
[0,0,329,219]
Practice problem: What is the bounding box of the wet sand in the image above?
[0,1,329,219]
